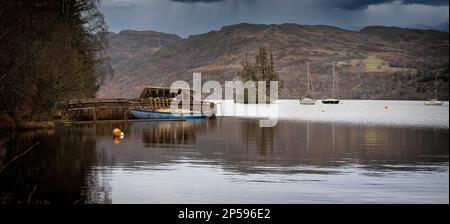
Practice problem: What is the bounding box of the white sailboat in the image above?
[322,62,340,104]
[424,73,443,106]
[300,60,316,105]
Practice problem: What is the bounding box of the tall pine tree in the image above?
[238,47,282,103]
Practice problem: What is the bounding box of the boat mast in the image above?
[332,62,335,99]
[306,60,310,97]
[435,73,438,100]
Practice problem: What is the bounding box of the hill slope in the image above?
[98,23,449,100]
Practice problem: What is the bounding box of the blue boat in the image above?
[130,109,209,119]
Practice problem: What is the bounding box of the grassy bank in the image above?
[0,113,54,131]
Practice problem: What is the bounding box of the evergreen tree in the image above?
[238,47,282,103]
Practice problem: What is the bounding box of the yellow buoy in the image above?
[113,136,121,144]
[113,128,121,137]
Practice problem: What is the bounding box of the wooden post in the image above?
[93,107,97,121]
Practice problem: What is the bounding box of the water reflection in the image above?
[0,127,101,204]
[0,118,448,204]
[138,121,197,146]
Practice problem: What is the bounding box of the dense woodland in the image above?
[0,0,111,129]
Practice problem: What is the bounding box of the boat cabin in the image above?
[139,86,194,100]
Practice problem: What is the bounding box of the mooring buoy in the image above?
[113,128,122,137]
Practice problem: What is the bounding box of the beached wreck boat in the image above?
[131,86,217,119]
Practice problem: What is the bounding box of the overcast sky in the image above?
[99,0,449,37]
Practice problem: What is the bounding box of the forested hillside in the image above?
[98,24,449,100]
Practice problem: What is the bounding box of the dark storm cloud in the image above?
[325,0,393,10]
[324,0,448,10]
[324,0,449,10]
[170,0,449,10]
[100,0,449,36]
[171,0,223,2]
[402,0,449,6]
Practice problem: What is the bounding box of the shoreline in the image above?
[1,100,448,131]
[0,120,54,131]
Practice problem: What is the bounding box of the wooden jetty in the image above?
[61,98,170,121]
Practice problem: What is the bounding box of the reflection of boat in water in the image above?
[139,119,197,146]
[130,120,179,128]
[424,73,443,106]
[130,109,210,119]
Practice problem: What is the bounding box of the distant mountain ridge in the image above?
[98,23,449,100]
[344,22,449,32]
[406,21,449,32]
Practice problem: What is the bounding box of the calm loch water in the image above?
[0,116,448,204]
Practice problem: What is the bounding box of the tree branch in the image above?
[27,185,37,204]
[0,142,40,174]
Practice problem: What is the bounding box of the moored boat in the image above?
[300,60,316,105]
[321,62,340,105]
[424,73,443,106]
[130,109,209,119]
[424,99,443,106]
[322,98,340,104]
[300,97,316,105]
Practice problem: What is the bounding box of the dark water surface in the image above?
[0,118,448,204]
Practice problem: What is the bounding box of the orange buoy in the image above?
[113,128,121,137]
